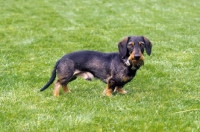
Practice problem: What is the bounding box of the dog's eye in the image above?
[128,42,134,47]
[139,42,145,47]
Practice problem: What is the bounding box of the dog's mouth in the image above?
[130,59,144,65]
[128,55,144,67]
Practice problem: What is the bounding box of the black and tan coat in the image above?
[40,36,152,96]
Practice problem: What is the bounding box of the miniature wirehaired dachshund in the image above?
[40,36,152,96]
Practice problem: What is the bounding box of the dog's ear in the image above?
[118,37,130,59]
[143,36,152,56]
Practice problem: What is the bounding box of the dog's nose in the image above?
[134,54,140,60]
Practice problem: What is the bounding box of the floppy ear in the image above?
[143,36,152,56]
[118,37,130,59]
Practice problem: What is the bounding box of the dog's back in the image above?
[57,50,119,82]
[40,36,152,96]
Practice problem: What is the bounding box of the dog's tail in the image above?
[40,61,59,92]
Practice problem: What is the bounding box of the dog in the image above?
[40,36,152,96]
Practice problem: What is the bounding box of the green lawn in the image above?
[0,0,200,131]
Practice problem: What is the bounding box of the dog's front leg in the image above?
[103,79,115,96]
[62,85,71,93]
[115,86,127,94]
[103,85,114,96]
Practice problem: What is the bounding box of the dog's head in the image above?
[118,36,152,68]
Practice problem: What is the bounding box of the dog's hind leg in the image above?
[54,80,61,96]
[55,73,74,96]
[62,85,71,93]
[54,80,71,96]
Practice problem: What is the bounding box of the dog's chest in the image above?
[115,67,136,84]
[121,75,133,83]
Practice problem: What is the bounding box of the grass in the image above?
[0,0,200,131]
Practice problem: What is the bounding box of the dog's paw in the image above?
[103,89,113,96]
[116,88,128,94]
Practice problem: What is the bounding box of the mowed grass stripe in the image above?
[0,0,199,131]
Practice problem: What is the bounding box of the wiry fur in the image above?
[40,36,152,96]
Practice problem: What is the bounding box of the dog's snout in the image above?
[134,54,140,60]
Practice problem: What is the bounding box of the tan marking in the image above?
[128,53,135,61]
[115,86,127,94]
[128,42,135,46]
[128,52,145,67]
[53,80,61,96]
[139,41,144,45]
[122,76,132,82]
[62,85,71,93]
[103,85,113,96]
